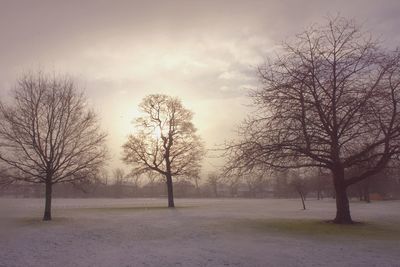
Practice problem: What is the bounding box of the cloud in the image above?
[0,0,399,173]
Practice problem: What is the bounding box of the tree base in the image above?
[43,212,52,221]
[333,212,353,224]
[331,216,356,224]
[327,219,364,225]
[332,219,354,224]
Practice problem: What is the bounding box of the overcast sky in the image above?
[1,0,400,175]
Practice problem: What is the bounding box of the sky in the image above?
[1,0,400,177]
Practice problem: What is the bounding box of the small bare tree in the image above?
[113,168,126,185]
[0,72,108,220]
[191,171,201,196]
[226,17,400,224]
[242,170,269,198]
[221,174,241,197]
[122,94,204,207]
[207,172,220,197]
[288,173,308,210]
[112,168,126,197]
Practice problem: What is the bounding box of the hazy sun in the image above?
[152,126,162,139]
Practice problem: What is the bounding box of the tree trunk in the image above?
[165,173,175,208]
[332,169,353,224]
[43,181,52,221]
[298,190,306,210]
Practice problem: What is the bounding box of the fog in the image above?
[1,0,400,172]
[1,2,400,266]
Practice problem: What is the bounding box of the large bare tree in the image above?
[122,94,204,207]
[226,17,400,224]
[0,72,108,220]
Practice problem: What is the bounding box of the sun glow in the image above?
[152,126,162,139]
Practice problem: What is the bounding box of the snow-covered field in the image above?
[1,198,399,267]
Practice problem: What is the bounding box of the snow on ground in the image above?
[0,198,399,267]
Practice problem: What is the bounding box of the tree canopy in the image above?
[0,72,108,220]
[226,17,400,223]
[123,94,204,207]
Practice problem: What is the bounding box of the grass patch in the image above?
[231,218,400,240]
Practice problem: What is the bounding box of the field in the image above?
[1,198,400,267]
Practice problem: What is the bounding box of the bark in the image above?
[43,181,52,221]
[165,173,175,208]
[332,168,353,224]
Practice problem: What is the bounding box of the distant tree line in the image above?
[3,166,399,201]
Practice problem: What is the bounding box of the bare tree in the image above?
[221,174,241,197]
[113,168,126,185]
[207,172,220,197]
[191,171,201,196]
[99,168,110,186]
[124,170,143,196]
[0,72,108,220]
[226,17,400,224]
[242,170,269,198]
[182,166,202,196]
[288,174,308,210]
[310,168,331,200]
[122,94,204,207]
[112,168,126,197]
